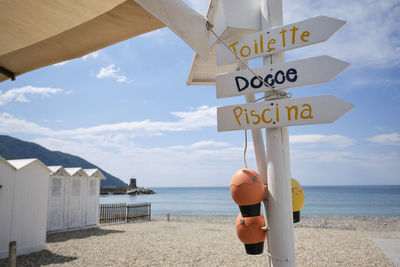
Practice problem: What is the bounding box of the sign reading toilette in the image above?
[215,16,346,66]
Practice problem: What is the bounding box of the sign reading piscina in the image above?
[217,95,354,132]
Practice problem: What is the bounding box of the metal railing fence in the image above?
[99,203,151,224]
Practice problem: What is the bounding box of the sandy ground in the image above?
[1,215,399,267]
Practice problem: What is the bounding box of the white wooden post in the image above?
[261,0,296,266]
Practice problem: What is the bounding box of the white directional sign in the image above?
[217,95,354,132]
[215,16,346,66]
[216,56,349,99]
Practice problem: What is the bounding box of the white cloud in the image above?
[32,136,245,186]
[168,140,231,150]
[191,141,230,148]
[169,105,217,130]
[2,105,397,186]
[52,60,70,67]
[0,106,216,142]
[291,149,400,179]
[367,133,400,146]
[82,51,100,61]
[52,51,101,67]
[0,113,54,136]
[137,28,181,47]
[347,77,400,89]
[283,0,400,68]
[290,149,400,185]
[0,86,63,106]
[32,134,400,186]
[96,64,129,83]
[0,106,223,185]
[290,134,354,148]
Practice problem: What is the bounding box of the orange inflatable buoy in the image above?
[236,213,267,255]
[230,168,264,206]
[230,168,265,217]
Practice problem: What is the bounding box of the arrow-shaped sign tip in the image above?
[319,15,346,26]
[322,56,351,81]
[318,15,346,33]
[329,95,355,122]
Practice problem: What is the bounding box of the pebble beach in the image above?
[1,215,399,267]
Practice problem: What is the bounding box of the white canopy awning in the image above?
[0,0,212,83]
[0,0,165,82]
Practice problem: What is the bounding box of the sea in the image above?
[100,185,400,217]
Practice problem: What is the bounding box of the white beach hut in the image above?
[0,156,16,259]
[47,167,105,232]
[47,166,71,232]
[84,169,106,227]
[0,157,50,259]
[64,168,88,229]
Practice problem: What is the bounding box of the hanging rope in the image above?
[243,129,248,169]
[206,21,290,99]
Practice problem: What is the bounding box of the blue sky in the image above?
[0,0,399,186]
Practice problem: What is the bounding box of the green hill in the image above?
[0,135,127,187]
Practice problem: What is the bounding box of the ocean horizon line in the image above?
[145,184,400,188]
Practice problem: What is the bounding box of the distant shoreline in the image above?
[146,185,400,188]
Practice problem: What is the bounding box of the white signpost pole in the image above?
[261,0,295,266]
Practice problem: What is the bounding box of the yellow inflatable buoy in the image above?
[291,178,305,223]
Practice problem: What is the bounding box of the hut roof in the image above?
[48,166,71,176]
[84,169,106,180]
[7,158,51,172]
[64,167,89,177]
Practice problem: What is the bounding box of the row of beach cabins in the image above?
[0,156,105,259]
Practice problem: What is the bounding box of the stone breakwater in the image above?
[100,186,155,195]
[127,187,155,195]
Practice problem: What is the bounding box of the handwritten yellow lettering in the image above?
[240,46,251,57]
[276,104,280,122]
[261,108,272,124]
[268,39,276,51]
[300,104,314,119]
[229,41,239,55]
[251,110,261,125]
[286,105,298,121]
[260,34,264,53]
[233,106,243,126]
[244,109,250,124]
[290,26,299,44]
[301,31,310,42]
[279,28,287,47]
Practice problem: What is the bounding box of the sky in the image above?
[0,0,399,187]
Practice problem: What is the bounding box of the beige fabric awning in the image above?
[0,0,165,82]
